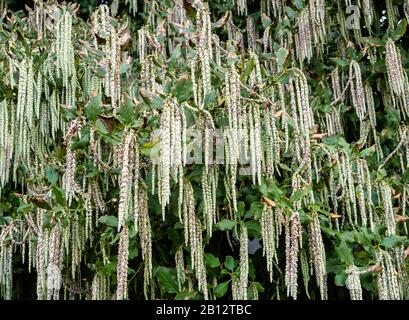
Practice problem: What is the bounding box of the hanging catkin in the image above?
[380,182,396,236]
[248,104,262,185]
[56,10,76,108]
[62,118,85,206]
[386,0,398,30]
[349,60,366,121]
[202,168,217,236]
[117,129,136,231]
[309,0,326,47]
[356,159,368,228]
[47,222,64,300]
[261,204,276,282]
[295,8,313,64]
[195,8,212,108]
[293,69,314,183]
[182,181,208,299]
[345,265,363,300]
[138,187,152,299]
[0,100,12,191]
[239,225,249,300]
[362,0,374,33]
[385,39,409,118]
[91,272,110,300]
[116,226,129,300]
[365,84,377,130]
[236,0,248,16]
[0,229,14,300]
[405,0,409,22]
[307,212,328,300]
[377,250,401,300]
[285,211,302,300]
[175,247,186,292]
[224,64,243,213]
[158,100,186,220]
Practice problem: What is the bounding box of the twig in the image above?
[331,77,352,107]
[378,139,406,171]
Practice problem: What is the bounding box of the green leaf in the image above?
[359,145,376,158]
[87,171,98,178]
[245,202,264,220]
[261,14,272,29]
[318,221,336,235]
[0,216,13,225]
[290,188,309,203]
[375,168,387,181]
[339,231,355,243]
[393,19,407,40]
[173,76,193,103]
[244,220,261,234]
[205,253,220,268]
[315,102,332,113]
[335,271,347,286]
[215,219,235,231]
[95,119,109,135]
[17,203,33,214]
[204,90,217,108]
[403,168,409,184]
[71,130,90,150]
[119,63,131,75]
[292,0,304,9]
[259,179,283,200]
[139,89,164,110]
[167,226,180,244]
[155,266,179,294]
[237,201,246,218]
[225,256,236,271]
[85,95,102,122]
[175,292,200,300]
[336,240,354,265]
[243,58,255,79]
[94,66,107,78]
[284,6,297,18]
[103,261,117,276]
[363,37,384,47]
[60,105,78,121]
[220,269,230,276]
[99,215,118,228]
[52,186,65,206]
[45,166,58,185]
[129,225,137,239]
[278,163,292,172]
[277,73,292,85]
[213,281,229,298]
[42,211,53,228]
[170,45,182,64]
[128,245,138,259]
[276,47,288,67]
[326,257,346,274]
[253,281,265,293]
[117,98,135,125]
[385,107,400,126]
[380,235,406,248]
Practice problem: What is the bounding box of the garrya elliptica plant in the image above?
[0,0,408,301]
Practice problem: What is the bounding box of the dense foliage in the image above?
[0,0,408,300]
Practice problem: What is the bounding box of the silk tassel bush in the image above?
[0,0,408,301]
